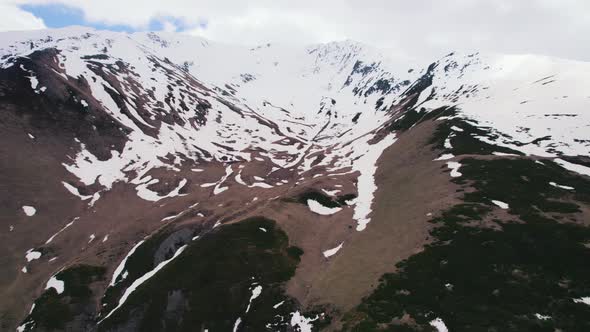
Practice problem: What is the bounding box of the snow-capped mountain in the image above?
[2,27,590,332]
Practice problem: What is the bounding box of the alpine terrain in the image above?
[1,27,590,332]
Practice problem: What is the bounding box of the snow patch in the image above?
[573,297,590,305]
[307,199,342,215]
[555,158,590,177]
[46,275,65,294]
[491,200,509,209]
[549,182,574,190]
[22,205,36,216]
[429,318,448,332]
[110,240,145,286]
[447,161,462,177]
[245,285,262,313]
[434,154,455,161]
[25,249,41,262]
[323,242,344,258]
[290,311,318,332]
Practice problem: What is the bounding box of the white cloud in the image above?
[3,0,590,61]
[0,2,46,31]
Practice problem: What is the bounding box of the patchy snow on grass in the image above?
[549,182,574,190]
[429,318,448,332]
[25,249,41,262]
[100,245,187,324]
[555,158,590,177]
[46,275,65,294]
[22,205,36,216]
[110,240,145,286]
[491,200,509,209]
[573,297,590,305]
[307,199,342,215]
[447,161,462,177]
[323,242,344,258]
[290,311,318,332]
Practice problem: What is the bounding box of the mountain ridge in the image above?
[1,27,590,331]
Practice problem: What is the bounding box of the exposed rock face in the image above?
[1,28,590,331]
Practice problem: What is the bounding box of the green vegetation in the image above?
[342,120,590,331]
[101,229,173,314]
[19,265,105,331]
[99,217,315,331]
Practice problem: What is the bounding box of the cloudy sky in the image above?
[1,0,589,61]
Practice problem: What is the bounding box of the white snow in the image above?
[429,318,449,332]
[492,152,519,157]
[245,285,262,313]
[259,227,267,232]
[447,161,462,177]
[573,297,590,305]
[444,135,453,149]
[22,205,36,216]
[323,242,344,258]
[348,134,398,231]
[45,217,78,244]
[100,245,187,324]
[62,181,92,200]
[88,234,96,243]
[45,275,65,294]
[27,133,35,139]
[290,311,318,332]
[549,182,574,190]
[89,192,101,207]
[110,240,145,286]
[491,200,509,209]
[554,158,590,177]
[232,318,242,332]
[25,249,41,262]
[307,199,342,215]
[273,301,285,309]
[321,189,341,196]
[535,313,551,320]
[434,154,455,161]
